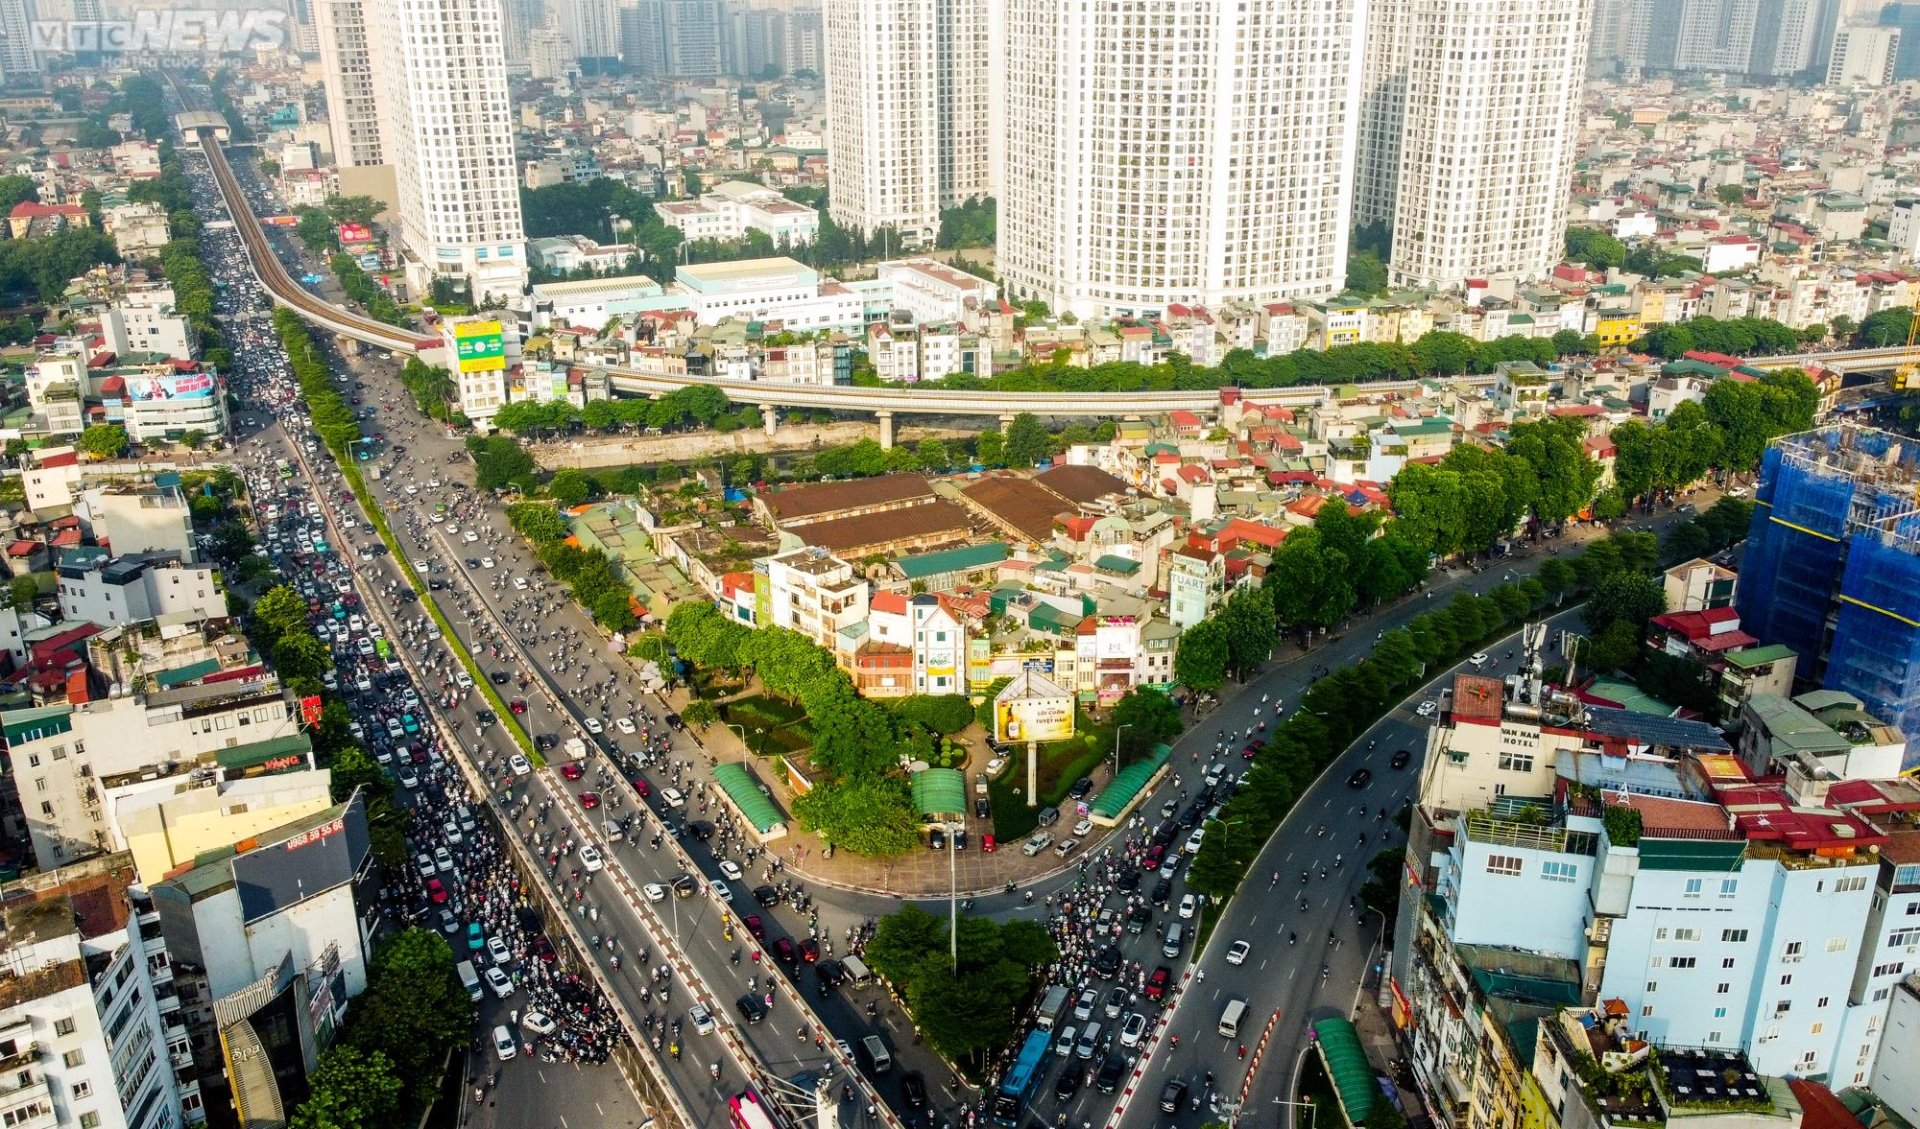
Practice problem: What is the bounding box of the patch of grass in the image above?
[987,739,1102,840]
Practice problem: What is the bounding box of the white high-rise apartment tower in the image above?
[997,0,1364,320]
[1358,0,1590,290]
[824,0,997,246]
[369,0,528,303]
[313,0,384,166]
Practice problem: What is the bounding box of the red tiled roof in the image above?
[5,540,36,557]
[1451,674,1505,724]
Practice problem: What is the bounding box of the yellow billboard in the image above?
[452,320,506,373]
[993,670,1075,744]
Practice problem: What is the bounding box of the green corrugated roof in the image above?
[1029,603,1083,636]
[1639,837,1746,872]
[214,733,313,771]
[1312,1018,1377,1123]
[154,659,221,689]
[1094,554,1140,575]
[896,542,1010,580]
[909,767,966,818]
[713,762,786,833]
[1724,643,1795,669]
[2,704,71,745]
[1091,743,1173,819]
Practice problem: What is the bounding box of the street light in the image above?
[724,722,748,753]
[1273,1096,1320,1129]
[1114,722,1132,776]
[946,819,962,971]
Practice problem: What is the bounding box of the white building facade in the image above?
[997,0,1363,321]
[313,0,385,167]
[824,0,941,246]
[369,0,528,303]
[1364,0,1591,290]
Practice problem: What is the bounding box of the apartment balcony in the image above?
[0,1040,41,1074]
[1462,809,1594,855]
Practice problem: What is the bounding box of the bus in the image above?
[374,638,393,662]
[728,1087,786,1129]
[276,459,293,481]
[993,1028,1052,1127]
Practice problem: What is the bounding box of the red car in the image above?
[774,937,797,963]
[426,878,449,904]
[560,763,584,781]
[1142,844,1166,870]
[982,834,996,853]
[744,915,766,940]
[579,791,601,809]
[1145,965,1171,1001]
[1242,742,1262,760]
[800,939,820,963]
[532,935,556,964]
[509,698,527,715]
[629,775,651,798]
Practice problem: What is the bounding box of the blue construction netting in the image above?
[1739,445,1853,662]
[1827,532,1920,772]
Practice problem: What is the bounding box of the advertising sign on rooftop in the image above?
[451,320,506,373]
[126,371,215,401]
[337,222,373,245]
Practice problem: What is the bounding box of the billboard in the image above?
[126,371,215,401]
[452,320,506,373]
[357,252,381,271]
[993,671,1075,745]
[337,222,373,245]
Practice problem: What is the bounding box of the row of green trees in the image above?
[664,600,959,855]
[290,929,474,1129]
[329,252,404,325]
[1185,529,1660,897]
[1389,415,1605,559]
[1635,316,1814,360]
[503,499,637,631]
[1609,369,1818,502]
[489,384,755,438]
[273,306,369,455]
[398,356,460,424]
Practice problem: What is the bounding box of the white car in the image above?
[1226,940,1251,966]
[719,860,743,881]
[522,1011,557,1037]
[509,754,531,776]
[484,966,514,999]
[1183,827,1205,854]
[688,1004,716,1036]
[1073,819,1094,837]
[1119,1011,1148,1047]
[660,787,686,808]
[464,530,479,543]
[615,717,636,734]
[397,767,420,790]
[643,883,668,903]
[583,716,604,735]
[1178,893,1200,920]
[480,557,495,568]
[1468,652,1490,668]
[433,846,456,873]
[714,882,734,904]
[492,1025,517,1061]
[487,936,512,965]
[579,845,604,873]
[1416,700,1438,718]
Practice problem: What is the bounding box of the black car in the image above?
[1390,749,1413,770]
[816,959,845,988]
[953,828,968,851]
[1347,768,1374,788]
[974,797,990,819]
[901,1072,928,1109]
[489,671,511,685]
[753,884,780,907]
[1152,822,1178,847]
[1151,877,1174,905]
[1093,944,1121,978]
[1180,801,1207,827]
[476,710,496,726]
[428,579,448,591]
[1095,1053,1127,1093]
[534,733,558,750]
[1160,1078,1189,1113]
[1117,868,1141,892]
[1054,1064,1083,1101]
[1068,776,1095,800]
[928,827,946,850]
[1127,905,1153,934]
[736,994,768,1024]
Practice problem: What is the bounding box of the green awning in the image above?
[214,734,313,772]
[1091,743,1173,819]
[910,767,966,818]
[714,762,787,834]
[1094,554,1141,575]
[1312,1017,1377,1124]
[897,543,1009,580]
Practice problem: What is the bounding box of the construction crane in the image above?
[1893,289,1920,392]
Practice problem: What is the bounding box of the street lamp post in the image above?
[1114,722,1132,777]
[724,722,748,754]
[1274,1096,1319,1129]
[947,819,962,971]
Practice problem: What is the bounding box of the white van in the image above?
[840,954,874,987]
[457,960,483,1003]
[1218,998,1248,1039]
